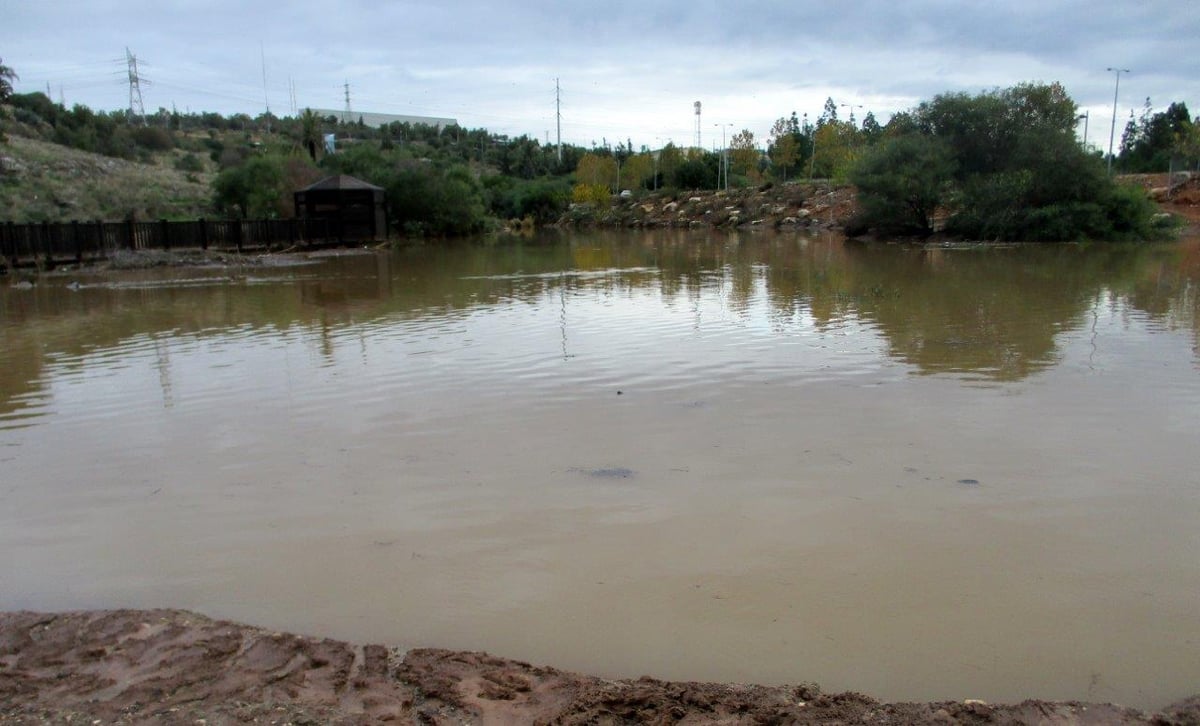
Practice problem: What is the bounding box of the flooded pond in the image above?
[2,230,1198,709]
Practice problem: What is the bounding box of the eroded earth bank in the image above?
[2,610,1198,725]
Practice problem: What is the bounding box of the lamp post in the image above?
[714,123,732,190]
[805,113,818,180]
[654,137,663,191]
[1106,67,1129,175]
[839,103,864,126]
[1076,111,1089,149]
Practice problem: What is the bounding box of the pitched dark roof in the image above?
[298,175,384,192]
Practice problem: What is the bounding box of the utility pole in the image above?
[260,42,271,133]
[125,47,146,125]
[1106,67,1129,175]
[555,77,562,164]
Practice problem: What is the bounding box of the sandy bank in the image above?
[2,609,1197,724]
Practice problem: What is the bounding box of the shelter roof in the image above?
[298,175,384,192]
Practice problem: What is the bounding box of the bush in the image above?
[131,126,174,151]
[485,177,570,223]
[853,82,1166,242]
[386,164,489,236]
[850,134,955,236]
[174,152,205,173]
[673,158,716,189]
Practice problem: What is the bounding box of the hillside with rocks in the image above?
[556,182,860,232]
[0,134,214,223]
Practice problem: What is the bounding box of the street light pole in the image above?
[654,137,663,191]
[839,103,863,126]
[713,123,731,191]
[805,113,818,180]
[1106,67,1129,175]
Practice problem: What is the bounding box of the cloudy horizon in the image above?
[4,1,1197,153]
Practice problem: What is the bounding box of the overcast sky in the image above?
[4,1,1197,152]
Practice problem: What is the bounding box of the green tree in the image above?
[811,121,861,180]
[386,163,488,236]
[819,97,839,126]
[1119,100,1194,172]
[769,117,799,181]
[853,82,1166,241]
[575,152,618,191]
[0,57,16,103]
[621,152,654,190]
[729,128,759,181]
[213,155,288,218]
[656,143,684,188]
[850,134,955,236]
[672,152,719,190]
[299,108,321,162]
[860,111,883,143]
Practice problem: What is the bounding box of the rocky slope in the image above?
[557,182,860,232]
[0,135,214,223]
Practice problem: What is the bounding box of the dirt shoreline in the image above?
[2,609,1197,725]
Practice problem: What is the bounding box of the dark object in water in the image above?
[957,478,980,485]
[572,467,635,479]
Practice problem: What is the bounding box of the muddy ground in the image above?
[2,609,1197,725]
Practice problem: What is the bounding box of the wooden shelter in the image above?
[293,175,387,241]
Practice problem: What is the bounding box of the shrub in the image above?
[572,183,609,206]
[131,126,174,151]
[174,153,205,173]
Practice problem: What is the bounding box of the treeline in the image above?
[1119,99,1200,173]
[2,51,1195,241]
[208,120,591,236]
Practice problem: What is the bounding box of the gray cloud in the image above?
[3,0,1195,149]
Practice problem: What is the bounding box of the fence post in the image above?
[199,219,208,250]
[39,221,52,269]
[72,220,83,265]
[125,219,136,251]
[1,221,11,269]
[160,218,171,251]
[95,220,105,260]
[235,220,244,254]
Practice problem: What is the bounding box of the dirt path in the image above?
[2,609,1197,724]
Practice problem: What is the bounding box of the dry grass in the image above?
[0,135,215,222]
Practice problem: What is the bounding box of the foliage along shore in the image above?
[2,64,1198,242]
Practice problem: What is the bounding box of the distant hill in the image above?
[0,134,215,223]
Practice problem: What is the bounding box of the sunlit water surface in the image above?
[2,230,1199,709]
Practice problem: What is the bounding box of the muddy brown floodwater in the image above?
[2,230,1199,712]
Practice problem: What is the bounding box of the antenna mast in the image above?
[343,81,352,124]
[694,101,702,148]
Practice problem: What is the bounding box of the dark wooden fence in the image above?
[0,217,352,270]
